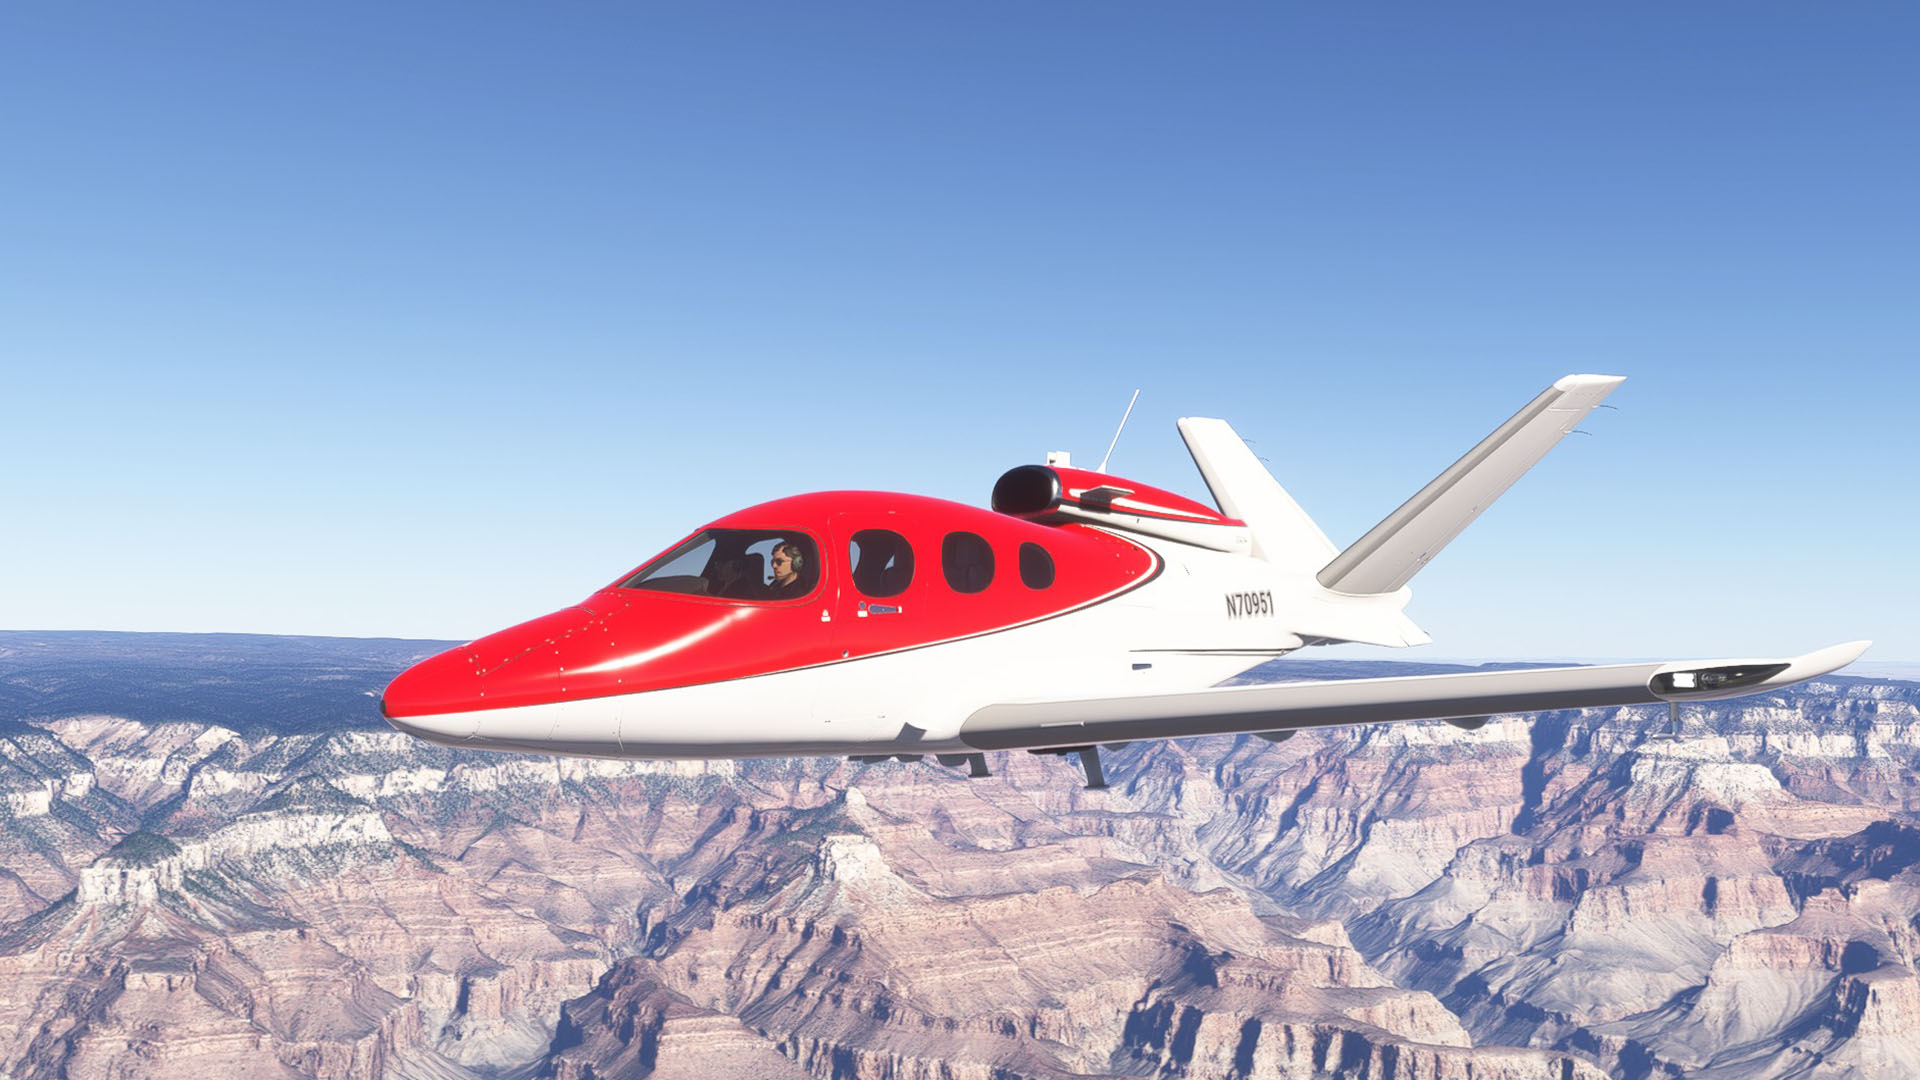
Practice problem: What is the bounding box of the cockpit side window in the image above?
[848,529,914,598]
[620,529,820,601]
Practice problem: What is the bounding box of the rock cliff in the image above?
[2,634,1917,1077]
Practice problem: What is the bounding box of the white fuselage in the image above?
[387,531,1423,762]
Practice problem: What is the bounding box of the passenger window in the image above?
[849,529,914,598]
[942,532,995,594]
[1018,543,1055,589]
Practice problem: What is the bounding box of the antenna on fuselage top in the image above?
[1095,389,1142,474]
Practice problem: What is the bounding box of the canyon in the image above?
[0,631,1915,1078]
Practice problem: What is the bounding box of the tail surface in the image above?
[1178,417,1339,573]
[1316,374,1624,594]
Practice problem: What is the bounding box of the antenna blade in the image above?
[1096,389,1141,474]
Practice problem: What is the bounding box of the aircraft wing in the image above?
[957,640,1870,752]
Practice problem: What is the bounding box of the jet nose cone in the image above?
[381,646,484,744]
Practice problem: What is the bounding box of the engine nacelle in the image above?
[992,465,1252,554]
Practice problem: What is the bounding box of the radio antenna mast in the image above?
[1096,389,1141,474]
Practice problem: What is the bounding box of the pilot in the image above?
[767,542,809,599]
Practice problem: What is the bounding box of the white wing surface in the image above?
[958,641,1869,752]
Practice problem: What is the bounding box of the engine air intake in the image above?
[992,466,1062,517]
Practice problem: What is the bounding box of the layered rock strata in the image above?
[1,636,1916,1078]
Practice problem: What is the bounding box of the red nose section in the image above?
[381,645,483,719]
[383,605,606,723]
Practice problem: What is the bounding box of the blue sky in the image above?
[3,4,1914,660]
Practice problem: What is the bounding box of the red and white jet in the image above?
[382,375,1867,787]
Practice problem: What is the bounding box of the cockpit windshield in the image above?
[619,529,821,601]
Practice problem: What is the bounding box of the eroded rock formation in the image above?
[1,635,1917,1077]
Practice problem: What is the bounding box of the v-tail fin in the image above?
[1317,373,1624,595]
[1178,417,1339,573]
